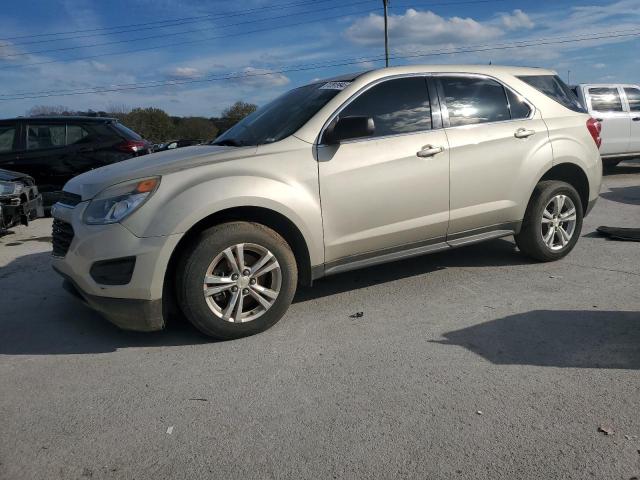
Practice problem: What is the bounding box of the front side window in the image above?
[440,76,510,127]
[340,77,432,137]
[588,87,623,112]
[624,87,640,112]
[27,124,65,150]
[0,126,16,153]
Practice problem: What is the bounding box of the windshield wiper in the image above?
[212,138,244,147]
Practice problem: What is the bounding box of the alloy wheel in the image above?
[202,243,282,323]
[541,194,577,251]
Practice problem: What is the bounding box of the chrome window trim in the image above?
[316,72,537,146]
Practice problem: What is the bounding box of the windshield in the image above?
[213,82,346,146]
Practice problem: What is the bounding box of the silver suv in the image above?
[51,65,602,339]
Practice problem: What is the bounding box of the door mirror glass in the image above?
[324,116,375,144]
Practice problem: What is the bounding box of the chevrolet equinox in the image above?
[51,65,602,339]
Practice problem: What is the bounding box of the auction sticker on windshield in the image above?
[320,81,351,90]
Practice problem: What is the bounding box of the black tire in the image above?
[515,180,584,262]
[176,221,298,340]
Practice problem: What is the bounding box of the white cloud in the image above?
[500,9,534,30]
[345,9,503,48]
[593,63,607,69]
[168,67,201,79]
[236,67,290,88]
[90,61,111,72]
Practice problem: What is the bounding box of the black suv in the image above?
[0,117,151,207]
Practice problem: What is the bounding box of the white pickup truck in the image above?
[573,84,640,166]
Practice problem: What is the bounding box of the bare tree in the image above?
[25,105,74,116]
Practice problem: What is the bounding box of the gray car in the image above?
[51,65,602,339]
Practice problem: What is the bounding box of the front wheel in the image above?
[176,222,298,339]
[515,180,583,262]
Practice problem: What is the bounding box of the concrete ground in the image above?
[1,161,639,480]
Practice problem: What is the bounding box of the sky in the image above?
[0,0,638,118]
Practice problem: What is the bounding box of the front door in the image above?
[623,86,640,153]
[586,86,630,156]
[317,76,450,263]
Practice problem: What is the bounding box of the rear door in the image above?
[622,86,640,153]
[437,74,553,236]
[585,86,630,156]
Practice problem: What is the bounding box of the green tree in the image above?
[172,117,218,142]
[122,107,173,143]
[214,101,257,133]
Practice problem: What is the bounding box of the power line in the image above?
[0,0,378,58]
[2,29,638,102]
[0,0,340,43]
[3,27,635,98]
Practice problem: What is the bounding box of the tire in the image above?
[176,221,298,340]
[515,180,583,262]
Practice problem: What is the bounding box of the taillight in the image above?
[586,118,602,149]
[116,140,147,153]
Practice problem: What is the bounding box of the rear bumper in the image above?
[56,268,165,331]
[585,197,598,216]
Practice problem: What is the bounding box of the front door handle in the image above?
[514,128,536,139]
[416,145,444,158]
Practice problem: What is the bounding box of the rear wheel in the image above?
[515,180,583,262]
[177,222,297,339]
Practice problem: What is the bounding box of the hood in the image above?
[63,144,256,200]
[0,168,35,185]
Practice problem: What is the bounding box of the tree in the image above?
[214,101,257,133]
[26,105,74,116]
[122,107,173,143]
[172,117,218,142]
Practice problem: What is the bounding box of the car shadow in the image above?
[603,159,640,176]
[2,238,532,355]
[599,185,640,206]
[294,237,533,302]
[435,310,640,369]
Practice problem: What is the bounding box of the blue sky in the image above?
[0,0,638,118]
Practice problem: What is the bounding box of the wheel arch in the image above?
[165,206,314,297]
[537,162,590,213]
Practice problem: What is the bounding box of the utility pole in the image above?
[383,0,390,67]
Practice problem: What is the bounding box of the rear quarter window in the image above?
[113,123,143,140]
[518,75,586,113]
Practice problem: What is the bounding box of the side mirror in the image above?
[323,116,375,145]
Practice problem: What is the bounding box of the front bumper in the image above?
[0,193,44,230]
[51,202,182,331]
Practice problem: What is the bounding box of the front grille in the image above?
[52,219,74,257]
[56,191,82,207]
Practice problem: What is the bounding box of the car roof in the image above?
[0,116,117,123]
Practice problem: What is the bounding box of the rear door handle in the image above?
[514,128,536,139]
[595,118,604,122]
[416,145,444,158]
[632,117,640,122]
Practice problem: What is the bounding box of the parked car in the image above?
[51,65,602,339]
[0,116,152,207]
[572,83,640,166]
[0,168,43,232]
[155,139,203,151]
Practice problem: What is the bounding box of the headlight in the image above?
[84,177,160,225]
[0,181,23,196]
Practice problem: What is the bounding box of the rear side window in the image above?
[624,87,640,112]
[588,87,623,112]
[113,122,143,140]
[518,75,586,113]
[440,76,510,126]
[0,126,16,153]
[340,77,432,137]
[27,124,65,150]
